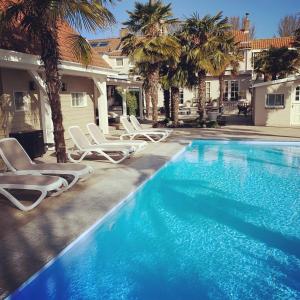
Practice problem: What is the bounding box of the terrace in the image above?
[0,125,300,298]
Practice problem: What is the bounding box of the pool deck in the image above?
[0,125,300,298]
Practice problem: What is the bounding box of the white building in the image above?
[252,76,300,127]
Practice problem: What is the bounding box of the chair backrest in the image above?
[120,116,135,133]
[129,115,143,131]
[68,126,92,150]
[87,123,107,144]
[0,138,33,170]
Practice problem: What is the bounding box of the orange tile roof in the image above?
[57,23,111,68]
[89,32,295,56]
[0,2,111,69]
[251,37,294,49]
[232,30,250,43]
[109,50,125,57]
[92,31,251,54]
[89,38,122,54]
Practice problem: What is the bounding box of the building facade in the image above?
[89,21,295,113]
[0,21,114,143]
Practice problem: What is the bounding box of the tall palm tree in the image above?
[181,12,230,118]
[208,32,243,106]
[122,1,180,124]
[161,43,197,126]
[0,0,114,162]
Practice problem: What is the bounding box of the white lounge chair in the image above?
[0,138,93,190]
[0,174,67,211]
[86,123,147,153]
[120,116,168,143]
[130,115,173,136]
[68,126,134,164]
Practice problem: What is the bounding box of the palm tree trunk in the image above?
[218,73,225,108]
[40,28,67,163]
[198,69,206,120]
[144,86,151,119]
[171,86,179,126]
[148,67,160,124]
[163,89,170,119]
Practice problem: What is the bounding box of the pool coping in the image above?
[7,139,300,298]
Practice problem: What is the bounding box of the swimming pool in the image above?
[9,141,300,300]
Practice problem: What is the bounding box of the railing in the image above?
[223,101,238,114]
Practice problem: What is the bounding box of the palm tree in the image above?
[161,44,197,126]
[208,32,243,107]
[180,12,231,118]
[253,47,300,81]
[122,1,180,124]
[0,1,114,162]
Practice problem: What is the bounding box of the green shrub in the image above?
[126,91,138,116]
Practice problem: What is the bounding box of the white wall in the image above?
[104,55,134,76]
[253,79,300,127]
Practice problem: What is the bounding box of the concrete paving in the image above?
[0,125,299,298]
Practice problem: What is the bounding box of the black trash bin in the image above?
[9,130,45,159]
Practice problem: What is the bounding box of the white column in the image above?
[138,87,144,119]
[28,70,54,144]
[122,88,127,116]
[93,77,109,134]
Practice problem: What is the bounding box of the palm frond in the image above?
[67,33,93,66]
[64,0,115,32]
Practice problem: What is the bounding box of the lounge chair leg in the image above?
[0,187,47,211]
[68,151,89,163]
[50,178,69,196]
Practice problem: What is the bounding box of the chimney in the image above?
[242,13,250,33]
[120,27,129,38]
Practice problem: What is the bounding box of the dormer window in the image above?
[116,58,124,66]
[90,41,109,47]
[98,41,109,47]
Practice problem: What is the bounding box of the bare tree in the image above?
[228,15,255,39]
[278,13,300,37]
[249,25,256,39]
[229,16,240,30]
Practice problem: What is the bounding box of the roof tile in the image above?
[89,38,122,54]
[251,37,294,49]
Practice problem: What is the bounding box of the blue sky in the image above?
[82,0,300,40]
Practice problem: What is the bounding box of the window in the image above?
[116,58,124,66]
[224,81,229,100]
[193,86,199,102]
[71,93,87,107]
[179,88,184,104]
[296,86,300,101]
[251,52,260,68]
[91,41,109,47]
[223,80,239,101]
[14,91,29,111]
[205,82,211,101]
[230,81,239,100]
[98,41,109,47]
[266,94,284,108]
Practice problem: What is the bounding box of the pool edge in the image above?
[6,142,191,299]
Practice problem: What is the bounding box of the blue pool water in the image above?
[10,141,300,300]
